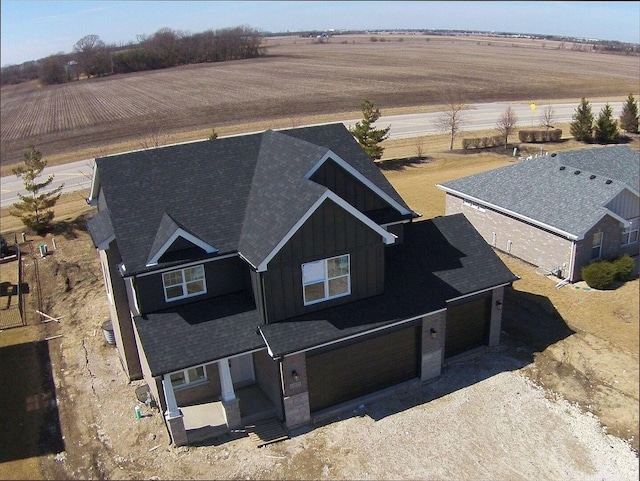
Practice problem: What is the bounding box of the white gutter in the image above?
[437,185,580,240]
[446,282,515,304]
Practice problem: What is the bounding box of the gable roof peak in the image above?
[146,212,218,267]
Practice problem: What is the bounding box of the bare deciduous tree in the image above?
[414,138,426,160]
[496,106,518,148]
[73,34,106,78]
[539,105,557,132]
[436,88,467,150]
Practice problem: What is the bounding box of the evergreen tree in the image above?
[570,97,594,142]
[594,103,620,144]
[10,147,64,234]
[349,100,390,161]
[620,93,639,134]
[0,234,8,257]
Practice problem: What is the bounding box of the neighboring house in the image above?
[87,123,517,446]
[437,145,639,282]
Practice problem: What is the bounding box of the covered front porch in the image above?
[181,384,277,443]
[162,352,280,446]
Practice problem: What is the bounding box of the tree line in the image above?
[1,25,265,86]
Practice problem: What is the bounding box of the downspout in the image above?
[568,239,577,282]
[260,271,269,324]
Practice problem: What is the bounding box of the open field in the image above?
[1,33,638,170]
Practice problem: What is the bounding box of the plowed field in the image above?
[1,34,638,167]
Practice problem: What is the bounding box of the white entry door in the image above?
[229,353,255,386]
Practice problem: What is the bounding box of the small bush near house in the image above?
[613,254,636,281]
[582,260,617,289]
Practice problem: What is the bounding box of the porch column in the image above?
[217,358,236,402]
[162,374,181,418]
[162,374,188,446]
[217,359,241,429]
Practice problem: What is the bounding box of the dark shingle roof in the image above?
[132,214,517,371]
[86,209,114,249]
[133,291,263,376]
[260,214,518,357]
[438,146,639,239]
[93,123,412,274]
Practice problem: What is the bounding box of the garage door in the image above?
[306,324,420,412]
[445,295,491,358]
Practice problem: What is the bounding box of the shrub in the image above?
[581,260,617,289]
[613,254,636,281]
[549,128,562,141]
[518,129,562,143]
[462,136,502,149]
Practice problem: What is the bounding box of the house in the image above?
[87,123,518,446]
[437,145,639,282]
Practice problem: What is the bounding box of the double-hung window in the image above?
[622,218,639,245]
[302,254,351,305]
[162,265,206,302]
[591,232,603,260]
[169,366,207,389]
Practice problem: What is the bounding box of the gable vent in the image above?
[589,175,596,180]
[574,170,580,175]
[559,166,566,170]
[606,179,613,184]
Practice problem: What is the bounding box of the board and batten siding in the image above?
[606,189,639,220]
[263,199,385,322]
[309,158,389,213]
[134,255,247,313]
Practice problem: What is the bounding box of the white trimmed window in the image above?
[162,265,206,302]
[591,232,603,259]
[169,366,207,389]
[622,218,639,245]
[302,254,351,306]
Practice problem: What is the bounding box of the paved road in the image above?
[0,101,624,208]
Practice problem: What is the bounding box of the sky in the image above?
[1,1,639,66]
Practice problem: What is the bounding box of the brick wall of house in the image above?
[420,311,446,381]
[445,194,574,278]
[574,216,633,279]
[281,352,311,429]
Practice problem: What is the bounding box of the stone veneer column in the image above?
[162,375,188,446]
[489,287,505,347]
[421,311,446,381]
[281,352,311,429]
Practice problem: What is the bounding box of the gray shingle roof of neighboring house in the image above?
[133,214,519,374]
[89,123,413,275]
[437,146,639,240]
